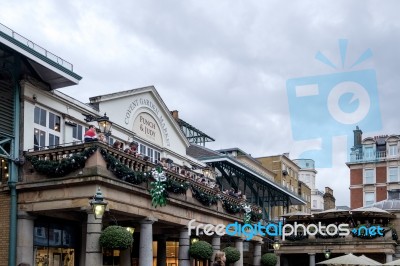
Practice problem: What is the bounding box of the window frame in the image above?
[364,168,375,184]
[364,191,375,207]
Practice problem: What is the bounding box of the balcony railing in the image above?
[350,150,389,162]
[0,22,73,71]
[24,142,262,220]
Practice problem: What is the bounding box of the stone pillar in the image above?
[139,218,156,266]
[386,253,393,263]
[157,235,167,266]
[234,238,244,266]
[309,253,315,266]
[178,228,190,266]
[120,248,131,266]
[252,241,262,266]
[212,235,221,260]
[85,211,103,266]
[17,211,35,265]
[275,254,281,266]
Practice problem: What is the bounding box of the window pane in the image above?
[365,192,375,206]
[49,134,60,147]
[365,169,374,184]
[389,167,398,182]
[40,109,47,127]
[34,107,40,124]
[389,145,398,156]
[77,125,82,140]
[49,113,61,132]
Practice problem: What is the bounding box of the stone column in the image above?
[309,253,315,266]
[212,235,221,260]
[120,248,131,266]
[139,218,156,266]
[386,253,393,263]
[234,238,244,266]
[17,211,35,265]
[85,211,103,266]
[178,228,190,266]
[252,241,262,266]
[157,235,167,266]
[275,254,281,266]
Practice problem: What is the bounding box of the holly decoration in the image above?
[243,204,252,224]
[150,167,167,208]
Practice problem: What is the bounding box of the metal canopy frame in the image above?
[201,156,305,221]
[178,119,215,146]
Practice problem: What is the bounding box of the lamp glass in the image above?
[93,203,106,219]
[272,241,281,251]
[191,237,199,244]
[324,249,331,259]
[126,227,135,234]
[97,113,112,135]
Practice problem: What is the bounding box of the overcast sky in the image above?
[2,0,400,207]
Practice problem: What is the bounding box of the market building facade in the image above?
[1,23,305,266]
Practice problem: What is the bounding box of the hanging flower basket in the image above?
[99,226,133,250]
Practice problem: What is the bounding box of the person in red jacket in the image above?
[84,125,98,142]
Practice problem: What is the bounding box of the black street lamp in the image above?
[90,187,108,219]
[83,113,113,136]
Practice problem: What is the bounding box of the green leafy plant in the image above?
[189,240,213,259]
[223,246,240,263]
[99,226,133,250]
[261,253,277,266]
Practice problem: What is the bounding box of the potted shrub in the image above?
[223,246,240,264]
[189,240,213,260]
[99,225,133,250]
[261,253,277,266]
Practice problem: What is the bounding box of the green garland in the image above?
[166,178,190,194]
[222,199,242,214]
[191,186,218,206]
[27,146,97,177]
[250,211,263,222]
[100,148,149,185]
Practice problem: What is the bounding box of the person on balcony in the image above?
[113,140,124,151]
[84,125,98,142]
[98,133,107,144]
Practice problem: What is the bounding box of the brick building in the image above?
[347,126,400,209]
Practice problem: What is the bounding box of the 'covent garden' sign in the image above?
[125,97,171,146]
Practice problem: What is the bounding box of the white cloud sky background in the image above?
[2,0,400,207]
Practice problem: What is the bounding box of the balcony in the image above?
[22,142,262,223]
[349,150,389,163]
